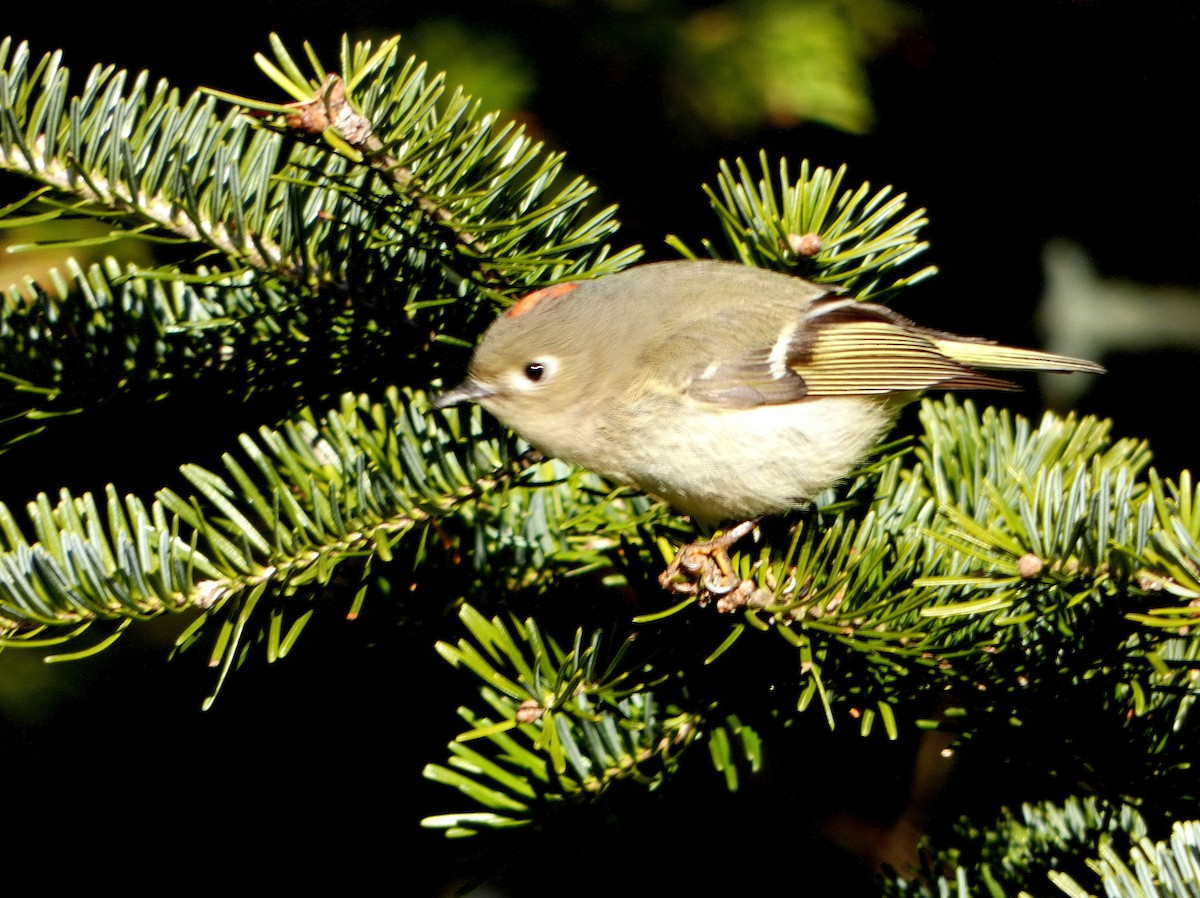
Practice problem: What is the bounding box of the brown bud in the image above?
[516,699,544,724]
[1017,553,1044,579]
[283,74,373,145]
[788,232,823,257]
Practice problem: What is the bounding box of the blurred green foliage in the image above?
[402,17,536,114]
[673,0,915,134]
[396,0,915,134]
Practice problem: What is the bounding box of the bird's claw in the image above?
[658,520,758,604]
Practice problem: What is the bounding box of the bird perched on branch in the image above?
[436,260,1104,597]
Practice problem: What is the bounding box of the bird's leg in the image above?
[658,519,759,598]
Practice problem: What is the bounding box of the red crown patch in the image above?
[504,282,580,318]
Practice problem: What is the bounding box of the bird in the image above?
[435,260,1104,596]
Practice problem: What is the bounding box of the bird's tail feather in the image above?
[936,340,1105,374]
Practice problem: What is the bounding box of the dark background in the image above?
[1,2,1197,894]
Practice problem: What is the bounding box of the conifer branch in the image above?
[422,604,702,836]
[1,31,1194,892]
[667,151,938,300]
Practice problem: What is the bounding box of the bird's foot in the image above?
[658,520,758,601]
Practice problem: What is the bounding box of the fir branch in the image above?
[1048,821,1200,898]
[884,800,1200,898]
[0,384,658,701]
[1,33,640,457]
[0,38,303,275]
[0,390,492,662]
[197,33,641,293]
[1,33,637,338]
[666,151,937,300]
[882,796,1150,898]
[422,604,701,836]
[0,255,261,447]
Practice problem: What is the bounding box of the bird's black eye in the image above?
[524,363,546,382]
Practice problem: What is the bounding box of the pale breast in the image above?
[599,395,900,526]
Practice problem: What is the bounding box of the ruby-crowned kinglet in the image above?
[436,260,1103,588]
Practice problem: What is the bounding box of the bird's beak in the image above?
[433,378,494,409]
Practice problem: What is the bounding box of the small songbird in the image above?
[435,260,1103,592]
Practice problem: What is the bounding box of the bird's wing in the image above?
[794,305,1022,395]
[684,343,811,407]
[684,299,1019,408]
